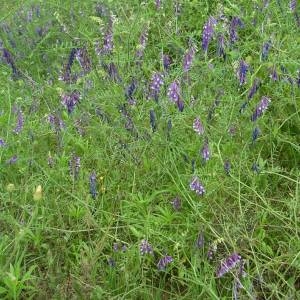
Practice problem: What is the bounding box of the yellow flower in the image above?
[33,185,43,201]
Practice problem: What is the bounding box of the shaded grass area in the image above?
[0,0,299,299]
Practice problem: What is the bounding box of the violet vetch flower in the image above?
[261,40,271,61]
[2,48,19,76]
[190,176,205,196]
[89,171,97,199]
[59,48,77,82]
[113,243,119,252]
[157,255,173,270]
[149,109,157,132]
[162,54,171,72]
[270,67,278,81]
[217,33,226,59]
[47,113,65,132]
[167,80,184,111]
[61,90,81,114]
[216,253,242,278]
[193,117,205,135]
[104,62,121,82]
[75,47,91,74]
[140,239,153,255]
[238,60,249,85]
[0,138,6,147]
[224,160,231,175]
[149,72,164,101]
[108,257,115,267]
[252,127,260,142]
[183,45,196,72]
[69,154,80,179]
[251,96,271,121]
[201,142,210,162]
[155,0,162,9]
[7,155,18,165]
[195,232,205,248]
[290,0,297,12]
[170,196,181,211]
[13,109,24,134]
[202,16,217,52]
[135,27,148,64]
[229,17,243,44]
[248,78,260,100]
[125,80,137,105]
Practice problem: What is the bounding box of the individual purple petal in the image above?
[251,96,271,121]
[140,239,153,255]
[190,176,205,196]
[157,255,173,270]
[202,16,217,52]
[193,117,205,135]
[216,253,242,278]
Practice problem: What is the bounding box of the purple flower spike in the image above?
[290,0,297,12]
[193,117,204,135]
[248,78,260,100]
[149,72,164,101]
[201,142,210,162]
[229,17,243,44]
[89,171,97,199]
[168,80,184,111]
[202,16,217,52]
[170,196,181,211]
[0,139,6,147]
[216,253,242,278]
[238,60,249,85]
[140,239,153,255]
[157,255,173,270]
[190,176,205,196]
[61,90,81,114]
[75,47,91,74]
[252,127,260,142]
[224,160,231,175]
[270,67,278,81]
[251,96,271,121]
[183,45,196,72]
[135,27,148,64]
[261,41,271,61]
[155,0,162,9]
[7,155,18,165]
[13,109,24,134]
[162,54,171,72]
[217,34,226,59]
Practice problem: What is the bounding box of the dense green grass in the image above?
[0,0,299,299]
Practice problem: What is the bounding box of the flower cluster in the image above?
[251,96,271,121]
[216,253,242,278]
[238,60,249,85]
[167,80,184,111]
[140,239,153,255]
[149,72,164,101]
[69,153,80,179]
[190,176,205,196]
[193,117,205,135]
[183,45,196,72]
[202,16,217,52]
[229,17,243,44]
[157,255,173,270]
[61,90,81,114]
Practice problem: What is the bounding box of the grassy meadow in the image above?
[0,0,299,299]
